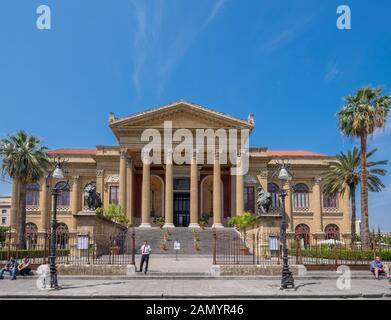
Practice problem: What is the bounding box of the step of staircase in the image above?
[130,227,240,255]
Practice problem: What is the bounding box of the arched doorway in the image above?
[325,224,340,240]
[56,223,69,249]
[25,223,38,249]
[295,224,310,247]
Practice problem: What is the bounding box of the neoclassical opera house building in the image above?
[11,101,351,240]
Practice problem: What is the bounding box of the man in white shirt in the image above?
[138,240,151,274]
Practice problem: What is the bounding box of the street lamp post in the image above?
[46,157,67,289]
[277,162,295,290]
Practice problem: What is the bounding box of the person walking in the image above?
[138,240,151,274]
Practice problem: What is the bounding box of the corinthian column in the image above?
[39,178,49,233]
[189,151,200,228]
[119,148,127,214]
[140,152,151,228]
[70,176,80,232]
[236,156,244,216]
[126,157,134,225]
[212,151,223,228]
[312,177,324,235]
[163,150,174,228]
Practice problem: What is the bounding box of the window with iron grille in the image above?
[26,183,40,206]
[109,185,119,205]
[268,183,280,209]
[244,186,255,213]
[293,183,309,210]
[55,181,70,207]
[323,193,338,209]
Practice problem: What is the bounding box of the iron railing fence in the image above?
[0,231,135,265]
[213,230,391,266]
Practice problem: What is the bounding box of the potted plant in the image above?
[194,240,201,251]
[160,240,168,251]
[163,230,171,241]
[228,211,257,255]
[154,216,165,229]
[191,228,200,241]
[199,214,210,229]
[110,239,121,255]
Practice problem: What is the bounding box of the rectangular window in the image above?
[109,186,119,205]
[1,217,6,224]
[323,194,338,208]
[174,178,190,191]
[1,209,6,214]
[244,186,255,213]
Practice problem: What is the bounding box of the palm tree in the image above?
[337,86,390,248]
[323,147,388,239]
[0,130,50,249]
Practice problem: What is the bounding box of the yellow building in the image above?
[11,101,350,240]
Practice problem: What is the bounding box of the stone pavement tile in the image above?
[0,278,390,298]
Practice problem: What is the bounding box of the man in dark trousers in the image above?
[138,240,151,274]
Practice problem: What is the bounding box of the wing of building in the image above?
[11,100,350,239]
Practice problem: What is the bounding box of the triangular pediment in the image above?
[110,100,253,132]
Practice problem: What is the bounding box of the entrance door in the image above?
[174,192,190,227]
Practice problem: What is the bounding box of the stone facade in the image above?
[0,196,11,226]
[11,101,350,239]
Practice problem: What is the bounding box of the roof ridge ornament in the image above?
[108,112,116,123]
[248,113,255,125]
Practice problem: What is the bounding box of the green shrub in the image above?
[228,212,257,230]
[103,204,130,226]
[153,216,165,227]
[289,248,391,261]
[0,249,70,260]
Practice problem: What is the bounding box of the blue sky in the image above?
[0,0,390,229]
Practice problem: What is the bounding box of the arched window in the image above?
[55,181,70,207]
[267,183,280,209]
[293,183,310,210]
[56,223,69,249]
[26,183,40,206]
[323,192,338,209]
[295,224,310,247]
[325,224,340,240]
[25,222,38,249]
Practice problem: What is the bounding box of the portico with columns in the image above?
[12,100,350,239]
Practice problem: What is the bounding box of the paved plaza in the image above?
[0,275,390,299]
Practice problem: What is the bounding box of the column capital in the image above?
[96,169,104,177]
[259,170,268,179]
[314,177,322,185]
[120,148,128,159]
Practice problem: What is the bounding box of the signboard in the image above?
[268,235,279,251]
[174,241,181,251]
[77,234,89,250]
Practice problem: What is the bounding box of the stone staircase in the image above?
[130,227,240,255]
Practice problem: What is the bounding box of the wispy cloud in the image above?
[259,15,314,54]
[205,0,227,26]
[129,0,227,99]
[324,61,340,82]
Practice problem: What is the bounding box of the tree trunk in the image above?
[360,134,370,249]
[350,184,356,238]
[17,183,27,249]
